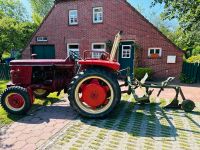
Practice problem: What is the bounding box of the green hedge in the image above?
[134,67,153,80]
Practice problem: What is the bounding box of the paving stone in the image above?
[21,144,36,150]
[14,125,26,132]
[11,140,26,149]
[26,136,40,144]
[39,133,53,140]
[36,139,46,147]
[17,133,32,141]
[2,138,16,146]
[42,127,54,133]
[9,131,22,138]
[22,128,33,134]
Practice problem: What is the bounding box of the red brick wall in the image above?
[22,0,183,79]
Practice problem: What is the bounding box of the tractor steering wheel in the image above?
[69,51,83,60]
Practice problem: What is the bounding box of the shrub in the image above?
[179,73,195,84]
[134,67,153,80]
[192,46,200,56]
[187,55,200,63]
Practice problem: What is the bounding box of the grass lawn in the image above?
[0,80,64,127]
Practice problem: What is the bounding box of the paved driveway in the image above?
[0,83,199,150]
[0,99,77,150]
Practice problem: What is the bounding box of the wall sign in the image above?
[167,55,176,63]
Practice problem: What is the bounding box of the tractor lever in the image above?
[157,88,164,97]
[157,77,175,97]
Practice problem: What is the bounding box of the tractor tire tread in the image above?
[0,86,32,115]
[68,68,121,118]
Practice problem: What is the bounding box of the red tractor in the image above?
[0,32,195,118]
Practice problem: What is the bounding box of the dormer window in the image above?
[93,7,103,23]
[69,10,78,25]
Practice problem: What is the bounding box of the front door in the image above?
[118,41,134,77]
[32,45,55,59]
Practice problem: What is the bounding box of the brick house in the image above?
[22,0,184,79]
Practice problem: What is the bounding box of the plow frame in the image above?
[119,68,196,111]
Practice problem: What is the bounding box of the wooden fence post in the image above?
[182,62,200,83]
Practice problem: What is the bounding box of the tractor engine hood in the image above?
[10,59,75,67]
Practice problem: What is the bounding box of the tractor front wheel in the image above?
[68,68,121,118]
[0,86,32,115]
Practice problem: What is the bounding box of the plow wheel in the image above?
[0,86,32,115]
[181,99,195,112]
[33,89,50,99]
[68,68,121,118]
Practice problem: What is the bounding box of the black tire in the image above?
[68,68,121,118]
[33,89,50,99]
[181,99,195,112]
[0,86,32,115]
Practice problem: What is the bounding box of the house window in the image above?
[36,37,48,42]
[92,43,106,58]
[122,45,131,58]
[69,10,78,25]
[148,48,162,58]
[93,7,103,23]
[67,44,79,57]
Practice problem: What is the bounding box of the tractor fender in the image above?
[78,60,120,71]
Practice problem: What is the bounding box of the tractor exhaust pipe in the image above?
[109,31,123,62]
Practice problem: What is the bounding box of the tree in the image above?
[0,16,37,60]
[152,0,200,30]
[29,0,54,18]
[0,0,37,60]
[152,0,200,56]
[32,12,43,26]
[0,0,28,22]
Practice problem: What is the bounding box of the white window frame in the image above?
[93,7,103,23]
[92,43,106,58]
[148,48,162,57]
[36,37,48,42]
[69,10,78,25]
[167,55,177,64]
[67,43,79,57]
[122,45,131,58]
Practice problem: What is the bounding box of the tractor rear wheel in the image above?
[33,89,50,99]
[0,86,32,115]
[68,68,121,118]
